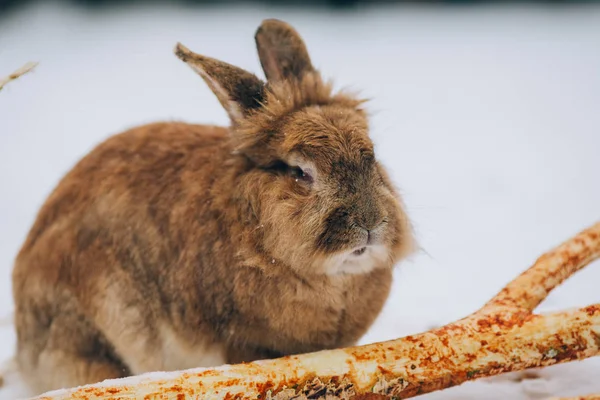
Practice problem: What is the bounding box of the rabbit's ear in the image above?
[175,43,265,123]
[255,19,314,82]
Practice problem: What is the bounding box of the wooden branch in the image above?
[33,222,600,400]
[0,62,38,91]
[482,222,599,313]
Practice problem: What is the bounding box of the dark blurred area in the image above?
[1,0,599,14]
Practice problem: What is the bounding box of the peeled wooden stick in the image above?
[0,62,38,91]
[33,222,600,400]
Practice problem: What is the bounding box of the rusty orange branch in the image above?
[32,222,600,400]
[482,222,600,313]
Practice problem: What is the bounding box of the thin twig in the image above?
[0,62,38,91]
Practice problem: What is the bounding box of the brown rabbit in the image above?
[12,19,414,395]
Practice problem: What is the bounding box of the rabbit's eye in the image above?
[290,166,314,185]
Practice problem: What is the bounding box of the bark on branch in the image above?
[33,222,600,400]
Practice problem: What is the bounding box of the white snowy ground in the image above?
[1,1,599,398]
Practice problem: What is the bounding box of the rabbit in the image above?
[11,19,415,395]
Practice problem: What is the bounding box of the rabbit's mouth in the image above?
[352,247,367,256]
[321,244,389,276]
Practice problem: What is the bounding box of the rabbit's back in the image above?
[17,122,229,257]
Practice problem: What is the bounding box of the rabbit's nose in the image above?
[356,219,386,245]
[356,217,385,233]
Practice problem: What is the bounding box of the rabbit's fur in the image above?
[12,19,414,395]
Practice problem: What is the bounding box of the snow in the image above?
[1,1,599,399]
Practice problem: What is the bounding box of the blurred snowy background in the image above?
[1,0,599,399]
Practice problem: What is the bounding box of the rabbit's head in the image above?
[175,19,414,276]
